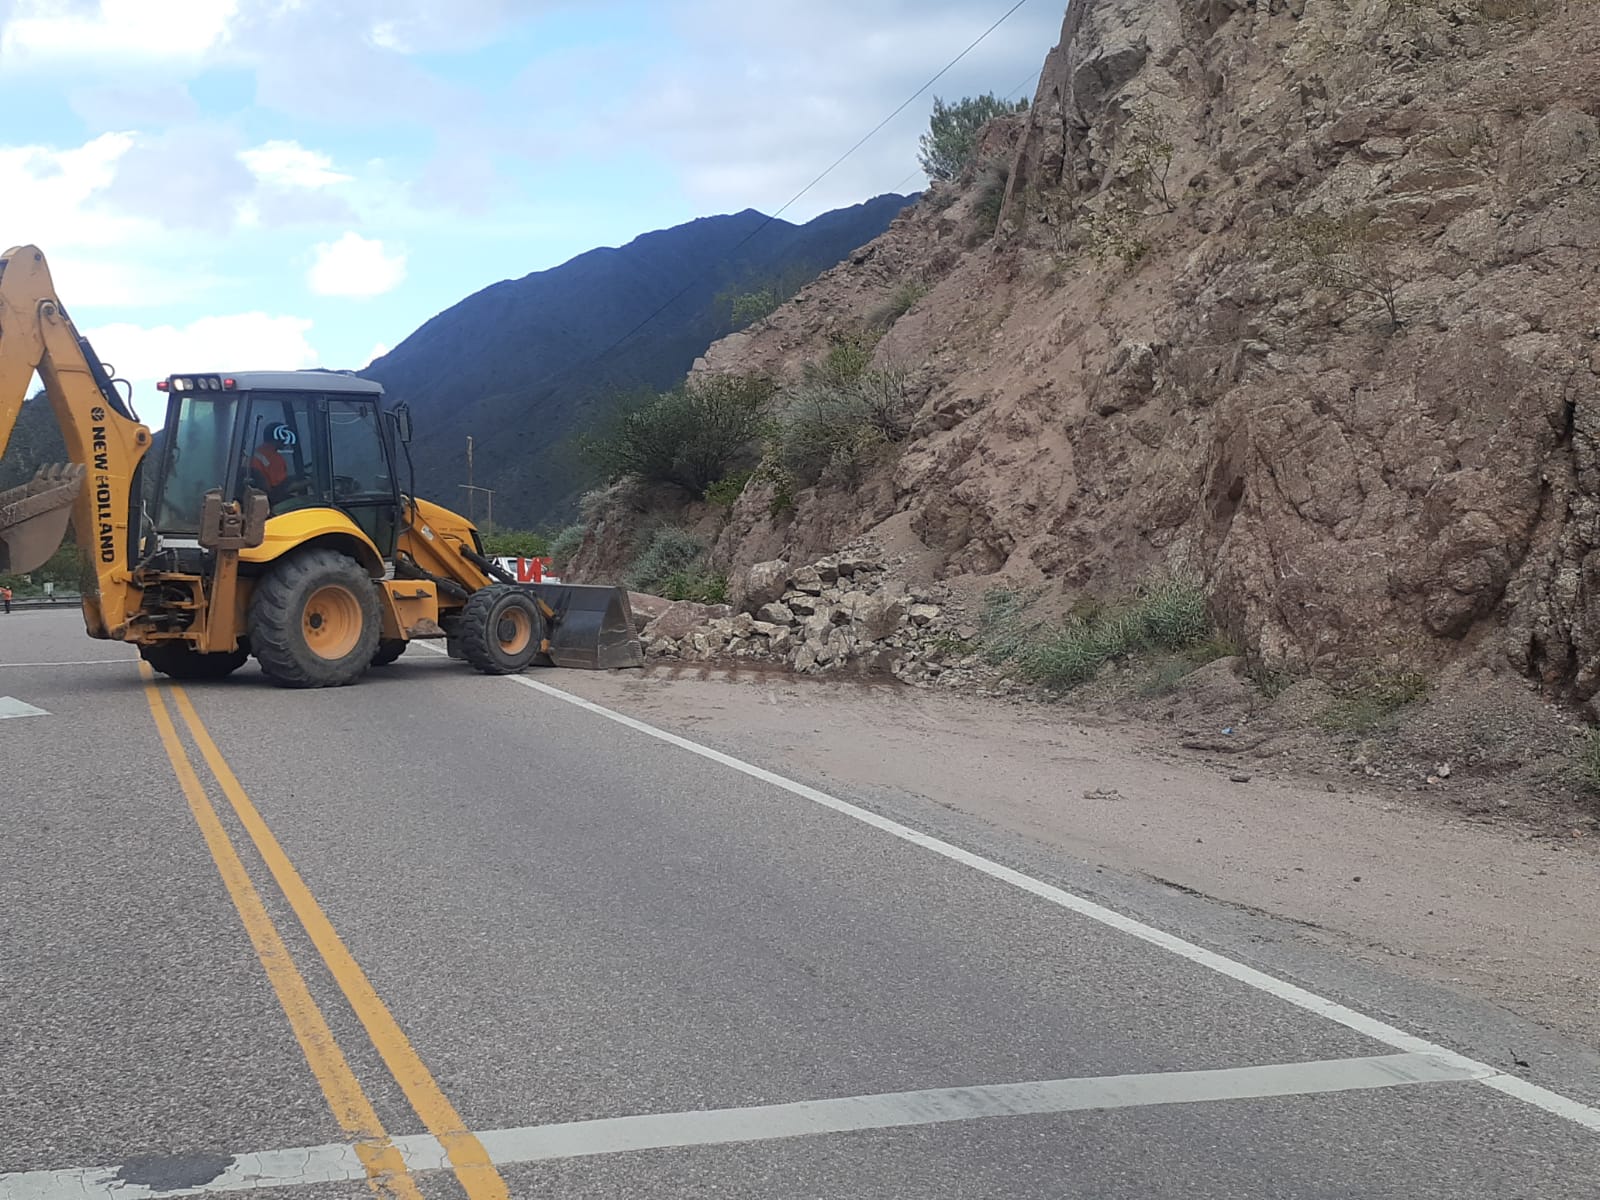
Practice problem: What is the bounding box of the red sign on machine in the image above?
[492,556,561,584]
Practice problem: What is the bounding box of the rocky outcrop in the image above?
[675,0,1600,709]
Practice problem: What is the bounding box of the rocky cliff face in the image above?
[599,0,1600,708]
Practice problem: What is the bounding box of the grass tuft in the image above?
[1318,670,1429,733]
[1016,576,1212,692]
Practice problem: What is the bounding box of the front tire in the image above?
[460,586,545,675]
[249,547,380,688]
[140,642,250,680]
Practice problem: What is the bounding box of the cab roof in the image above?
[163,371,384,395]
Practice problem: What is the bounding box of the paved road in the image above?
[2,610,1597,1198]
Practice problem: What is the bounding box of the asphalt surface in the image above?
[2,609,1597,1198]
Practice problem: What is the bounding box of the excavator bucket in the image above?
[528,583,644,670]
[0,464,84,574]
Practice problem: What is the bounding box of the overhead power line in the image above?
[541,0,1037,389]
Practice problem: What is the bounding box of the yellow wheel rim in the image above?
[302,584,363,660]
[497,606,533,656]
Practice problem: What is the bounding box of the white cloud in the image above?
[0,132,138,244]
[0,134,220,309]
[307,232,406,298]
[104,125,258,233]
[584,0,1063,219]
[84,313,319,425]
[1,0,237,64]
[239,140,352,189]
[366,342,390,366]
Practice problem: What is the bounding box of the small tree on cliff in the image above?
[1272,211,1405,332]
[917,93,1029,183]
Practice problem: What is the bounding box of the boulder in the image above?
[836,549,882,576]
[802,612,835,643]
[787,594,823,616]
[813,556,841,583]
[852,595,907,642]
[643,600,718,641]
[629,592,675,633]
[791,566,824,594]
[758,601,796,625]
[736,559,791,614]
[908,603,942,627]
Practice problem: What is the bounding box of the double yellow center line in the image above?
[140,666,509,1200]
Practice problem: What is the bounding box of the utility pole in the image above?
[458,484,495,529]
[458,436,496,527]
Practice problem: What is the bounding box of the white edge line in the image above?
[0,1053,1495,1198]
[451,655,1600,1137]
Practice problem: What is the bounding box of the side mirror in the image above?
[392,403,413,444]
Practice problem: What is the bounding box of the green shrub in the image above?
[625,527,706,594]
[704,471,753,507]
[1017,576,1212,692]
[971,160,1009,241]
[867,280,929,330]
[623,526,728,602]
[918,93,1029,182]
[730,288,782,327]
[658,570,729,604]
[765,334,914,483]
[1084,203,1149,266]
[714,263,817,331]
[479,528,550,558]
[583,373,772,497]
[752,454,797,516]
[547,524,585,571]
[1318,670,1430,732]
[772,364,915,484]
[1577,729,1600,793]
[817,333,878,385]
[1247,660,1299,699]
[978,587,1042,666]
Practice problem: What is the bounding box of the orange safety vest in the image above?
[250,444,289,489]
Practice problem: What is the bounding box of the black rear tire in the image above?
[140,642,250,680]
[249,547,380,688]
[460,586,545,675]
[372,638,407,666]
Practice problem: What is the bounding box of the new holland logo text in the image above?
[90,422,114,563]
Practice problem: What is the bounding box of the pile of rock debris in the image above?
[632,547,1003,689]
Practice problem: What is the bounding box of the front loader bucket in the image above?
[528,583,644,670]
[0,464,84,574]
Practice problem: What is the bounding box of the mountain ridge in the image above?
[363,193,914,526]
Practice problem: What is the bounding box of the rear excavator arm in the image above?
[0,245,154,638]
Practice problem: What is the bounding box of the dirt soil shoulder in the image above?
[548,664,1600,1046]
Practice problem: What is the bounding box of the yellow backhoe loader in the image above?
[0,244,642,686]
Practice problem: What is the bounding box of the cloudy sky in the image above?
[0,0,1062,423]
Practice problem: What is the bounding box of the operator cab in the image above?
[150,372,409,557]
